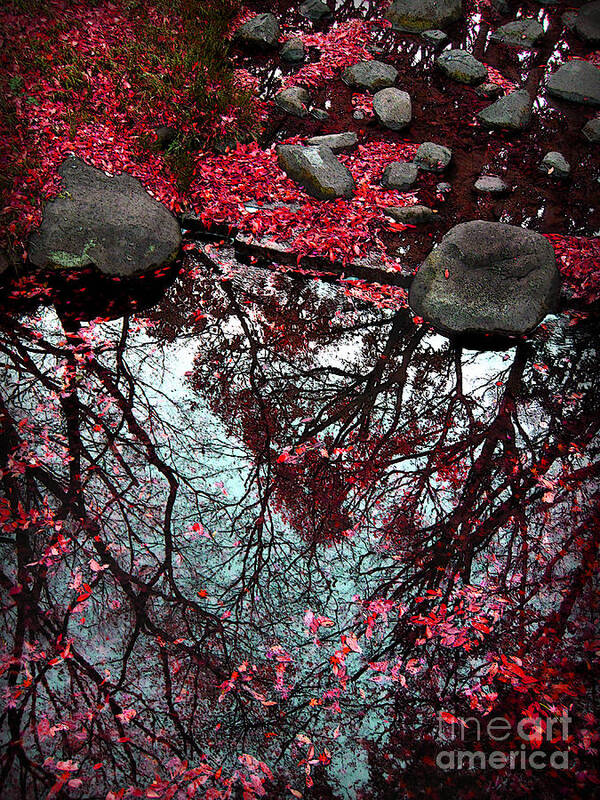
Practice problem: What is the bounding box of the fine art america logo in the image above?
[437,712,571,771]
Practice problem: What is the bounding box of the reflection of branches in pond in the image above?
[0,258,599,798]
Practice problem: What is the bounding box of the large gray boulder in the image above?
[28,158,181,278]
[342,60,398,92]
[547,60,600,106]
[277,145,356,200]
[490,18,544,47]
[435,49,488,84]
[477,89,532,130]
[574,1,600,44]
[235,13,280,49]
[373,87,412,130]
[386,0,463,31]
[409,221,560,336]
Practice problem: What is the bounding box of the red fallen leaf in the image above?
[444,269,450,279]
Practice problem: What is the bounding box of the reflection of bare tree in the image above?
[1,255,599,798]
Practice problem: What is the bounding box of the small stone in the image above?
[307,132,358,151]
[373,87,412,130]
[281,37,305,63]
[490,19,544,48]
[235,13,280,49]
[582,117,600,141]
[386,0,463,31]
[436,49,488,85]
[385,205,437,225]
[275,86,311,117]
[436,182,452,193]
[300,0,332,20]
[547,60,600,106]
[574,1,600,44]
[311,108,330,120]
[477,89,532,130]
[474,175,511,193]
[381,162,419,190]
[277,144,356,200]
[475,82,504,99]
[342,60,398,92]
[422,29,448,46]
[414,142,452,172]
[353,109,365,120]
[539,151,571,178]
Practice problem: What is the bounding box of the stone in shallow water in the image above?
[277,144,356,200]
[547,60,600,106]
[385,205,437,224]
[436,49,488,85]
[422,29,448,46]
[342,60,398,92]
[373,87,412,130]
[474,175,511,193]
[28,158,181,278]
[490,18,544,47]
[539,151,571,178]
[475,82,504,99]
[281,37,305,62]
[275,86,311,117]
[477,89,532,130]
[382,161,419,190]
[582,117,600,141]
[409,220,560,336]
[307,132,357,151]
[300,0,332,20]
[574,1,600,44]
[234,13,280,49]
[414,142,452,172]
[386,0,462,31]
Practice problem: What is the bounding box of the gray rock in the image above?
[582,117,600,141]
[353,109,365,120]
[475,82,504,99]
[574,1,600,44]
[386,0,463,31]
[277,144,356,200]
[281,37,305,63]
[311,108,330,120]
[477,89,532,130]
[474,175,511,193]
[409,220,560,336]
[562,11,578,30]
[235,13,280,49]
[490,18,544,47]
[307,132,358,151]
[373,87,412,130]
[436,182,452,193]
[382,161,419,190]
[300,0,332,20]
[539,151,571,178]
[28,157,181,277]
[275,86,311,117]
[547,60,600,106]
[436,49,488,85]
[385,205,437,224]
[414,142,452,172]
[342,60,398,92]
[422,29,448,46]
